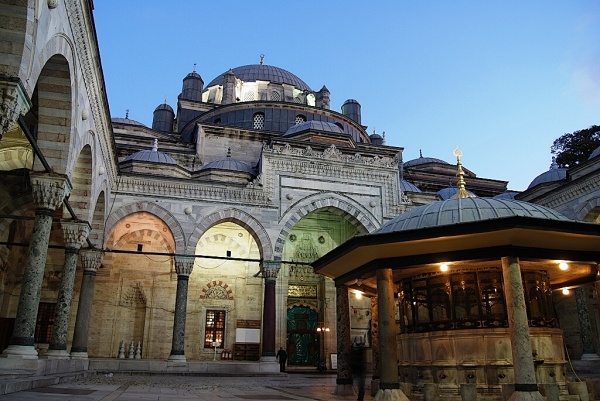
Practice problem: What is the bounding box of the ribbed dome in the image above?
[437,187,476,200]
[404,156,450,168]
[377,198,569,233]
[201,151,256,175]
[527,158,567,189]
[400,180,421,192]
[206,64,312,92]
[123,139,177,165]
[284,121,344,136]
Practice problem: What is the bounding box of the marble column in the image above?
[370,295,381,396]
[374,268,409,401]
[575,286,599,360]
[70,249,103,359]
[168,256,195,361]
[334,284,354,395]
[2,173,71,358]
[46,221,91,359]
[501,256,544,401]
[261,260,280,360]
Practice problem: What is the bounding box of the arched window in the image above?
[294,115,306,125]
[270,91,281,101]
[243,92,255,101]
[253,112,265,130]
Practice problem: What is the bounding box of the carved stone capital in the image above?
[174,256,195,276]
[47,0,59,9]
[30,173,72,211]
[80,249,104,272]
[261,260,281,280]
[0,80,31,140]
[61,221,91,250]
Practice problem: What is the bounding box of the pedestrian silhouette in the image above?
[276,347,288,372]
[351,345,366,401]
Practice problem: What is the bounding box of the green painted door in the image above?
[286,306,319,366]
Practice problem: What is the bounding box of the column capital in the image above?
[80,249,104,272]
[261,260,281,280]
[174,256,195,276]
[61,220,91,250]
[1,79,31,140]
[30,172,71,211]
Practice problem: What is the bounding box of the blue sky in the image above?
[93,1,600,191]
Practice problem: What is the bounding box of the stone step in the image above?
[0,370,95,396]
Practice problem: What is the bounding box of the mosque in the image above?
[0,1,599,400]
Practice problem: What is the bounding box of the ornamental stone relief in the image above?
[200,280,234,300]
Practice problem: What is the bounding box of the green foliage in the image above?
[551,125,600,168]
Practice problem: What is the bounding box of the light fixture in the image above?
[562,288,570,295]
[355,291,362,300]
[559,262,569,271]
[440,263,449,272]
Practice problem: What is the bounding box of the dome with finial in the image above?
[200,148,256,175]
[205,55,312,92]
[404,149,450,168]
[527,157,567,189]
[123,139,177,164]
[112,109,147,127]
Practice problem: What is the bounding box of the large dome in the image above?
[206,64,312,92]
[377,198,569,233]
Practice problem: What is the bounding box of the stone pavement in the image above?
[0,372,371,401]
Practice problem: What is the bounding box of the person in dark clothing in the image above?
[351,345,366,401]
[276,347,288,372]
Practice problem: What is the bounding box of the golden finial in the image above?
[452,147,473,199]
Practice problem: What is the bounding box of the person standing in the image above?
[351,345,366,401]
[276,347,288,372]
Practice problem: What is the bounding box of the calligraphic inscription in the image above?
[237,319,261,329]
[288,285,317,298]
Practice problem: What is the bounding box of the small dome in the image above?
[404,156,450,168]
[201,149,256,175]
[284,121,344,136]
[123,139,177,165]
[400,180,421,192]
[154,103,174,113]
[377,198,569,233]
[437,187,476,200]
[111,117,147,127]
[185,71,203,80]
[589,146,600,160]
[493,190,520,200]
[527,158,567,189]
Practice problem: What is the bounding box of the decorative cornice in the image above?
[64,1,116,182]
[115,176,270,205]
[264,143,399,168]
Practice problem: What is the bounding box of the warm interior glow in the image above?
[440,263,449,272]
[562,288,570,295]
[559,262,569,271]
[355,291,362,300]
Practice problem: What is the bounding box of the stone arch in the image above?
[67,144,93,219]
[200,280,234,300]
[188,208,273,261]
[574,196,600,222]
[113,229,175,254]
[105,202,186,253]
[88,190,106,248]
[274,192,380,255]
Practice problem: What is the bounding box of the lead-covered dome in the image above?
[206,64,312,92]
[284,121,344,136]
[527,158,567,189]
[377,198,569,233]
[400,180,421,192]
[201,150,256,175]
[404,156,450,168]
[123,139,177,165]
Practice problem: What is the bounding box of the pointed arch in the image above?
[187,208,273,261]
[104,202,186,252]
[574,196,600,222]
[274,192,380,255]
